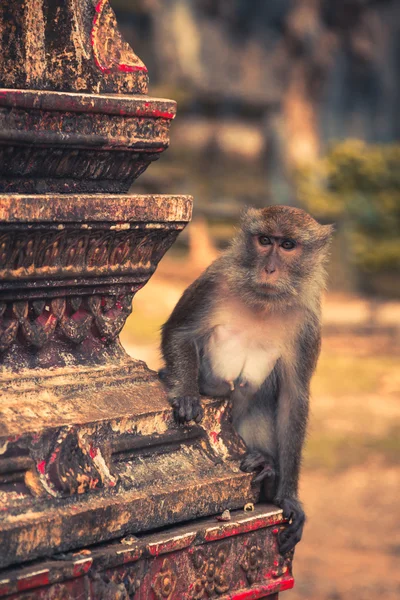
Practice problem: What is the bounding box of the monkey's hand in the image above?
[240,450,276,484]
[275,497,305,556]
[170,395,203,424]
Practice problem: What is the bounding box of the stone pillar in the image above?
[0,2,294,598]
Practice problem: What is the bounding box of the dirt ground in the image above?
[121,258,400,600]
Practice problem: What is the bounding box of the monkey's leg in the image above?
[234,395,278,500]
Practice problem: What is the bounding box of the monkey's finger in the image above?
[281,503,295,521]
[278,515,305,551]
[193,402,203,423]
[184,397,193,421]
[240,451,265,472]
[178,400,187,420]
[254,466,275,483]
[279,534,301,556]
[282,509,294,522]
[278,525,303,555]
[173,408,182,423]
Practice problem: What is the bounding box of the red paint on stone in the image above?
[209,431,219,444]
[118,64,148,74]
[144,108,175,119]
[204,515,283,542]
[49,447,60,464]
[0,581,11,596]
[119,548,142,564]
[279,577,295,592]
[89,445,98,459]
[218,575,294,599]
[17,571,50,592]
[37,460,46,475]
[147,533,196,557]
[72,558,93,578]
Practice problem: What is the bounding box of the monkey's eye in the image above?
[281,239,296,250]
[258,235,272,246]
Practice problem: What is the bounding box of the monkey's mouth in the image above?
[255,281,281,296]
[255,276,294,298]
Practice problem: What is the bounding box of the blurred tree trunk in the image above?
[282,0,336,167]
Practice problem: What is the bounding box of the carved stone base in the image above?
[0,359,261,570]
[0,505,294,599]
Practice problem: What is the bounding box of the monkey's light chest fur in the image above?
[207,299,299,389]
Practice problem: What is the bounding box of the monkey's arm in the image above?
[161,273,217,423]
[275,312,321,555]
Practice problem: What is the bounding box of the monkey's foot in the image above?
[170,395,203,424]
[240,450,276,484]
[276,497,305,555]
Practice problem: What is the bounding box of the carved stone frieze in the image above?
[0,97,175,192]
[0,225,179,287]
[0,506,294,598]
[0,109,171,142]
[0,148,159,194]
[192,543,231,598]
[0,293,133,352]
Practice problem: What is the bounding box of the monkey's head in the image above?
[228,205,334,307]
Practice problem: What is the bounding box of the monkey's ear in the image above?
[316,223,335,248]
[239,206,258,222]
[239,206,262,233]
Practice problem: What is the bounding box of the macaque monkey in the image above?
[160,206,333,554]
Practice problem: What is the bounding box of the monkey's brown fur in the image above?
[160,205,333,555]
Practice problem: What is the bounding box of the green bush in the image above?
[296,140,400,293]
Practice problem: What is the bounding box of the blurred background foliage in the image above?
[296,140,400,295]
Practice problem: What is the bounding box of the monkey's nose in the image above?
[265,267,276,274]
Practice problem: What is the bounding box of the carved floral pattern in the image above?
[240,543,264,585]
[0,294,133,351]
[271,551,293,578]
[191,543,231,598]
[152,559,177,600]
[0,146,158,191]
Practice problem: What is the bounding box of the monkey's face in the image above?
[233,206,333,302]
[251,233,304,296]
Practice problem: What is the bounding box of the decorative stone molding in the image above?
[0,506,293,599]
